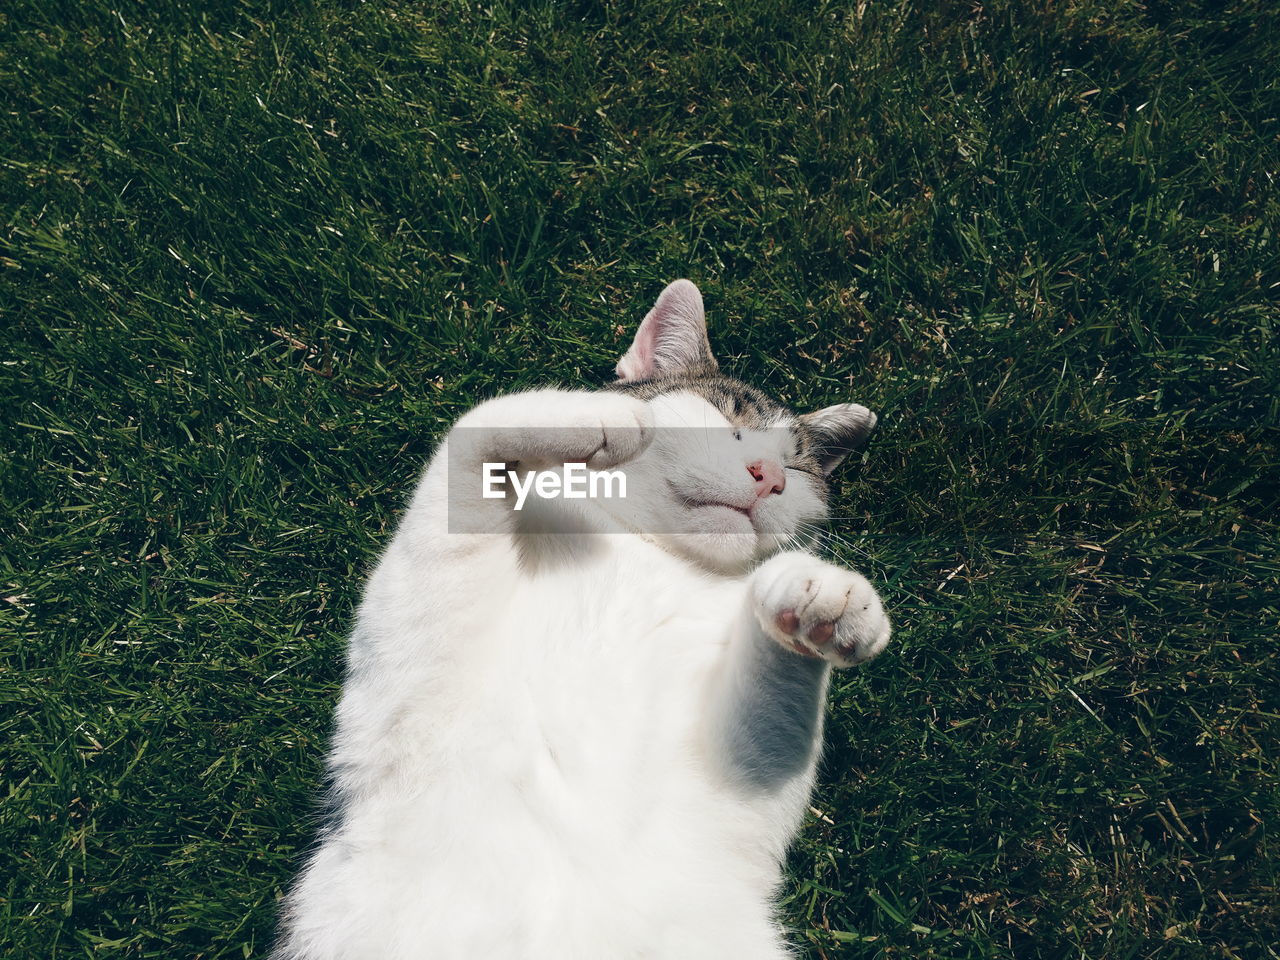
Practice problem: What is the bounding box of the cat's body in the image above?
[273,281,891,960]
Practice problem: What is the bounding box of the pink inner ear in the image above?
[616,280,708,382]
[615,318,657,381]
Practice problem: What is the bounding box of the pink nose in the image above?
[747,459,786,498]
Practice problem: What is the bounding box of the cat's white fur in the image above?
[273,281,891,959]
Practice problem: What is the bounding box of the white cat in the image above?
[272,280,892,959]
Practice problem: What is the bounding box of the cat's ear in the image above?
[797,403,878,476]
[616,279,717,382]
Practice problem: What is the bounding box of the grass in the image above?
[1,0,1277,956]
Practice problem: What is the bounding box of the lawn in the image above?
[2,1,1277,957]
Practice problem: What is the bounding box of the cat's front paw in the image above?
[461,390,655,470]
[575,393,655,470]
[750,551,891,668]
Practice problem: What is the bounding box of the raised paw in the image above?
[456,389,655,471]
[514,390,654,470]
[750,551,891,668]
[575,393,655,470]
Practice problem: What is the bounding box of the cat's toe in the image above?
[826,594,891,668]
[585,396,655,469]
[807,620,835,647]
[775,608,800,635]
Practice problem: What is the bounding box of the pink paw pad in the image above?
[807,621,835,647]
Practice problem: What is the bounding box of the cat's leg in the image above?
[708,550,891,794]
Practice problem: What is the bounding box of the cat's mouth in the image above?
[694,500,750,517]
[682,496,757,528]
[666,480,762,532]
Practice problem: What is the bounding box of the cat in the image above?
[272,279,892,960]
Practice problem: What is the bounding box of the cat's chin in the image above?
[646,531,764,576]
[685,501,755,534]
[629,503,811,574]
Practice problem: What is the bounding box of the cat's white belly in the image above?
[283,536,799,960]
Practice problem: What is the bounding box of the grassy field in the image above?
[2,0,1278,956]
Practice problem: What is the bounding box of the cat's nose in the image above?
[747,459,786,498]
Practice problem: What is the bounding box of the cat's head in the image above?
[604,279,877,574]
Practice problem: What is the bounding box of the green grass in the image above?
[2,0,1277,956]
